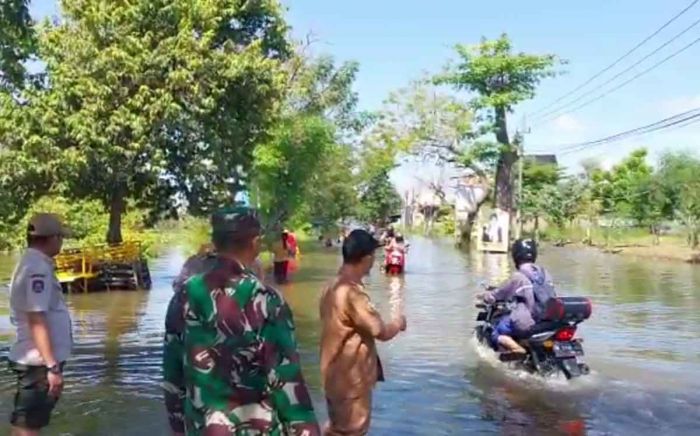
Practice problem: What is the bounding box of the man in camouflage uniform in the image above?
[181,207,320,435]
[163,244,218,435]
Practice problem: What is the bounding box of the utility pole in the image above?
[515,114,528,239]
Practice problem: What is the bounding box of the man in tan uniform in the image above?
[9,214,73,436]
[320,229,407,435]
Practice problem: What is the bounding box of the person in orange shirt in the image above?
[319,229,407,435]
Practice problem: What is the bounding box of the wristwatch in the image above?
[47,363,61,375]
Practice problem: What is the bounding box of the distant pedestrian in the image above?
[8,214,73,436]
[320,229,407,435]
[180,207,319,434]
[272,231,290,284]
[285,228,299,258]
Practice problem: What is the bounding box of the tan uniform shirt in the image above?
[9,248,73,365]
[320,276,385,399]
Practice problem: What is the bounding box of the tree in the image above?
[250,52,361,230]
[299,143,358,234]
[358,169,402,226]
[0,0,36,91]
[0,0,289,243]
[520,159,560,238]
[377,83,483,170]
[657,151,700,248]
[252,115,336,229]
[434,34,562,212]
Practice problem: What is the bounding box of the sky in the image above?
[30,0,700,194]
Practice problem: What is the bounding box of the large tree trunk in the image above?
[493,106,517,213]
[457,211,477,248]
[106,188,125,244]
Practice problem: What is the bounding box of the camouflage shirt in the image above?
[163,253,219,433]
[182,256,319,435]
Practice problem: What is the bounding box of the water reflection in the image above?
[0,239,699,434]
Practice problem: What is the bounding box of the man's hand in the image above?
[47,370,64,398]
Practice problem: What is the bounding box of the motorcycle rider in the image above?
[387,232,408,252]
[380,226,395,246]
[480,238,557,354]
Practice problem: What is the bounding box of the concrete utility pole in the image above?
[515,114,529,239]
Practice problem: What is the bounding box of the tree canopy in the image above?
[1,0,289,243]
[435,34,563,212]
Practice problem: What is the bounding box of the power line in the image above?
[559,114,700,155]
[533,15,700,123]
[532,107,700,155]
[534,36,700,127]
[560,110,700,154]
[564,107,700,148]
[529,0,700,117]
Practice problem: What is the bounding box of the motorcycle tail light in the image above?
[554,326,576,341]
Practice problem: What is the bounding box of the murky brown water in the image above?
[1,238,700,435]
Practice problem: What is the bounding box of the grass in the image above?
[536,225,700,263]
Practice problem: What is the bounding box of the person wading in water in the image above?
[319,229,407,435]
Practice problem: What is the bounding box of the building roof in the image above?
[525,154,558,165]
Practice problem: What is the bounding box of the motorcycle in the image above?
[383,247,405,275]
[474,295,592,379]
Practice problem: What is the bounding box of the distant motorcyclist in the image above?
[479,238,557,354]
[380,226,395,246]
[387,232,408,252]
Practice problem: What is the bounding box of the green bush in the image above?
[0,195,189,255]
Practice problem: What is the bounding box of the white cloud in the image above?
[658,95,700,116]
[551,114,584,133]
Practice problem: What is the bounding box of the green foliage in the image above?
[250,51,361,230]
[523,160,560,191]
[434,33,563,211]
[252,115,336,228]
[435,204,456,236]
[0,0,36,91]
[0,195,178,253]
[656,151,700,247]
[377,83,477,166]
[285,54,360,130]
[297,143,358,233]
[358,169,402,225]
[0,0,290,243]
[523,148,700,249]
[435,34,563,112]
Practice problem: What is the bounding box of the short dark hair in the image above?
[212,230,260,252]
[342,229,381,264]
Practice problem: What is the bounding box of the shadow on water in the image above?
[1,238,700,434]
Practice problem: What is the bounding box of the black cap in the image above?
[342,229,382,264]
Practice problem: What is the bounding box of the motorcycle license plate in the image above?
[554,341,584,358]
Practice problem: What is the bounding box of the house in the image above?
[524,154,558,166]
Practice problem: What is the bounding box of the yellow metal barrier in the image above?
[55,241,144,292]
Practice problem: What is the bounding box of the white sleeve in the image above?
[24,266,52,313]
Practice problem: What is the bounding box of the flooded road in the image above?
[1,237,700,435]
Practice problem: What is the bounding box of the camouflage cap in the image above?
[210,206,261,238]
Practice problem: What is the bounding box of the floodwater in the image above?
[1,237,700,435]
